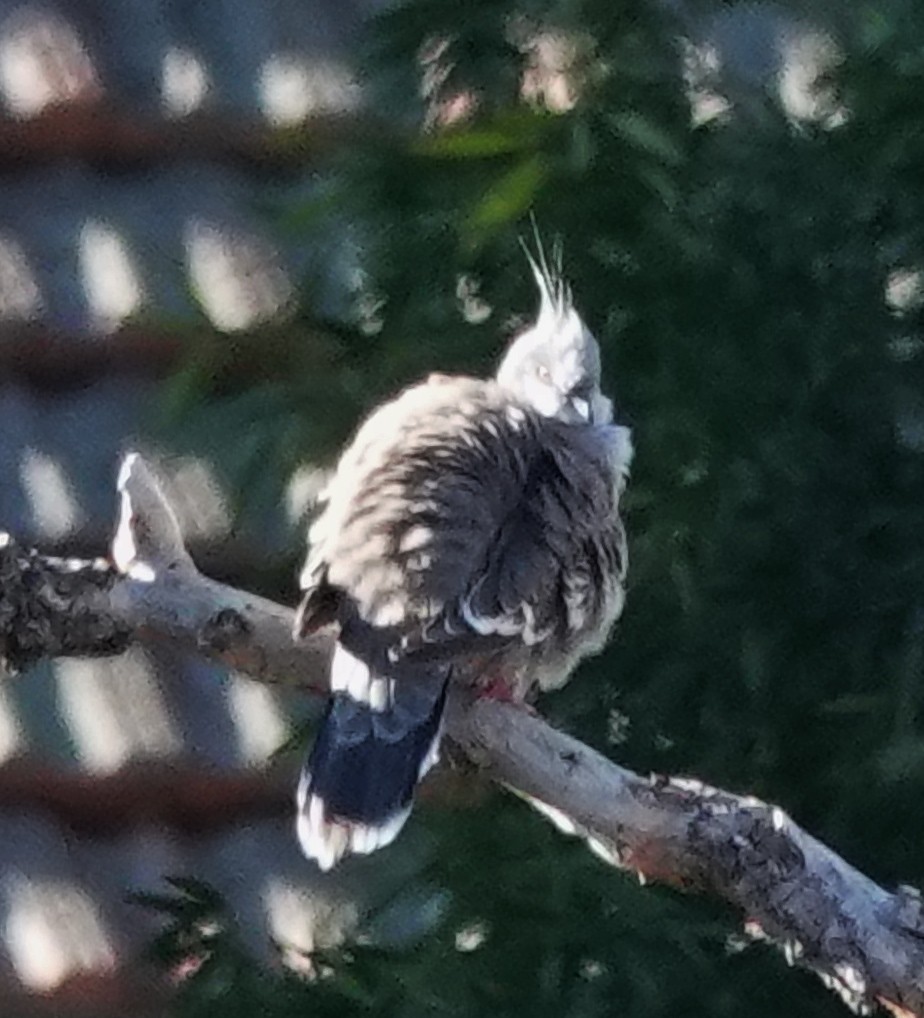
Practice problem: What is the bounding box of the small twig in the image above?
[112,452,195,581]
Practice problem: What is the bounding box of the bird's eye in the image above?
[536,364,552,383]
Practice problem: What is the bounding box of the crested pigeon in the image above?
[294,243,632,870]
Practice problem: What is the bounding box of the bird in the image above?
[293,239,633,871]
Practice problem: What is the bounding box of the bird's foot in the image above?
[476,674,538,715]
[479,675,517,702]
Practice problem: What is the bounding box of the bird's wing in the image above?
[301,374,626,660]
[303,375,533,630]
[440,423,627,651]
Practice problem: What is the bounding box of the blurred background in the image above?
[0,0,923,1015]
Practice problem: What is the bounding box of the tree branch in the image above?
[1,453,922,1017]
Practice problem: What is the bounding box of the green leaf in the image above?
[464,154,548,244]
[413,111,548,160]
[608,111,685,165]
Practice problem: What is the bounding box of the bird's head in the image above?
[496,239,611,426]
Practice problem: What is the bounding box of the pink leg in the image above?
[478,673,517,702]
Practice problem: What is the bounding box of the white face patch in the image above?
[526,379,565,419]
[555,339,583,383]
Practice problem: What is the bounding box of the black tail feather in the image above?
[296,642,448,870]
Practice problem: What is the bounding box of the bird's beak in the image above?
[567,395,593,424]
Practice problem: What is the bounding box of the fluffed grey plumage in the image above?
[293,241,633,871]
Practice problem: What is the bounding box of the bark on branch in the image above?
[0,453,922,1018]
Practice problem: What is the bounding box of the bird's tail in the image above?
[296,641,448,871]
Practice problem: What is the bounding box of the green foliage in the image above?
[158,0,924,1014]
[143,807,830,1018]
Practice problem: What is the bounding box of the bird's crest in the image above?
[519,216,573,326]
